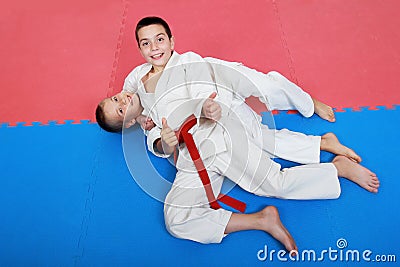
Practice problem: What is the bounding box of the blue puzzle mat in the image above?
[0,108,399,266]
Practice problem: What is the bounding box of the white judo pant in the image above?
[206,57,315,117]
[232,101,321,165]
[164,116,341,244]
[209,59,320,163]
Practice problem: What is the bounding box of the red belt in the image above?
[174,115,246,213]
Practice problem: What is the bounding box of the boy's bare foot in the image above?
[257,206,298,253]
[333,155,380,193]
[226,206,297,253]
[321,133,362,163]
[313,98,336,122]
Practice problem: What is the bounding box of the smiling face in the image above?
[137,24,175,72]
[102,92,143,129]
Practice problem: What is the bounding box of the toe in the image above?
[367,185,376,193]
[369,181,379,188]
[371,177,380,183]
[329,112,336,121]
[366,169,376,176]
[368,184,379,193]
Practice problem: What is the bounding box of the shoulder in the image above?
[126,62,151,80]
[123,62,151,92]
[179,51,205,63]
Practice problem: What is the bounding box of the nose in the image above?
[150,41,158,51]
[119,96,127,106]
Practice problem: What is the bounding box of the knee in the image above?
[265,71,291,90]
[163,204,225,244]
[164,204,183,231]
[266,70,284,81]
[318,184,341,200]
[332,186,341,199]
[163,204,193,240]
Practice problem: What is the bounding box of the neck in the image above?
[151,65,164,73]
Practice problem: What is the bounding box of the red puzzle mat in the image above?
[1,1,399,266]
[1,0,399,125]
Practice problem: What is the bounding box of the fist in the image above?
[161,118,178,150]
[136,115,155,131]
[202,92,221,121]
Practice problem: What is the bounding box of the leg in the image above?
[164,170,297,252]
[226,206,297,252]
[232,101,345,165]
[320,133,361,163]
[164,171,231,244]
[237,68,316,118]
[207,59,315,118]
[232,66,337,122]
[332,155,380,193]
[261,126,321,164]
[218,118,341,200]
[259,71,335,122]
[263,128,361,164]
[230,102,321,164]
[207,59,335,121]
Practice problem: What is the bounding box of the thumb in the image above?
[162,117,168,128]
[208,92,217,99]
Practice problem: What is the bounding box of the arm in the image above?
[147,126,170,158]
[136,114,155,131]
[122,66,141,93]
[159,52,221,130]
[183,52,221,120]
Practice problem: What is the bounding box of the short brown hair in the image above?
[135,16,172,47]
[95,101,123,133]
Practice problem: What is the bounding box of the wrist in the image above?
[161,140,175,155]
[154,138,162,154]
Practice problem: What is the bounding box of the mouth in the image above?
[150,53,164,60]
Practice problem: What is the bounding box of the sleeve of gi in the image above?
[122,67,140,93]
[182,52,218,119]
[146,126,171,158]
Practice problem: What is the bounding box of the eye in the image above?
[141,41,149,47]
[113,96,118,102]
[157,37,164,42]
[119,108,124,114]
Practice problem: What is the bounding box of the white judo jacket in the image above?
[123,51,232,166]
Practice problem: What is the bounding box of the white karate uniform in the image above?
[124,52,320,164]
[123,51,340,244]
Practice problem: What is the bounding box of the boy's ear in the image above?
[124,118,136,129]
[170,36,175,50]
